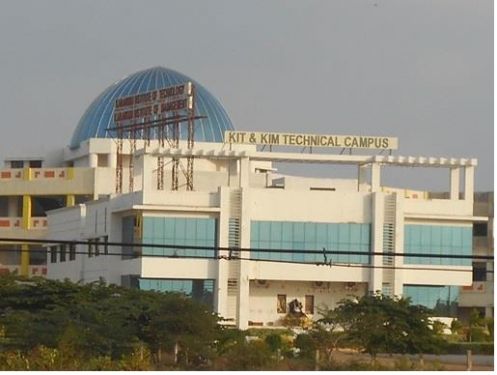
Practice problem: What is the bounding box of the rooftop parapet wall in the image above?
[0,167,94,196]
[249,189,372,223]
[404,198,474,220]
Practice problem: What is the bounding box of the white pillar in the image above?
[371,163,381,192]
[239,157,250,188]
[357,165,369,192]
[370,192,384,293]
[215,187,230,319]
[393,194,405,297]
[108,152,117,168]
[139,154,155,192]
[236,182,251,330]
[464,166,474,203]
[89,153,98,168]
[450,167,460,200]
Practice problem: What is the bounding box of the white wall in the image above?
[249,261,370,283]
[404,198,473,218]
[141,258,218,279]
[248,280,367,326]
[249,189,371,223]
[402,266,472,286]
[47,198,141,284]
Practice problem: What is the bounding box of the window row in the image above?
[49,236,108,263]
[142,217,216,241]
[251,221,371,264]
[49,244,76,263]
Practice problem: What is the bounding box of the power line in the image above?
[0,238,493,274]
[0,237,493,261]
[231,256,483,273]
[0,246,485,274]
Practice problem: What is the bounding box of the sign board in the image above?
[224,131,398,150]
[113,82,193,127]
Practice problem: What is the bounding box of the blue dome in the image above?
[70,66,234,148]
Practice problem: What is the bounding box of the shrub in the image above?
[221,340,275,370]
[264,333,283,353]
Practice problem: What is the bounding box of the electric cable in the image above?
[0,237,492,260]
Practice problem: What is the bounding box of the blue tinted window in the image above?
[404,225,471,266]
[141,217,217,257]
[139,278,215,307]
[251,221,371,265]
[403,284,459,316]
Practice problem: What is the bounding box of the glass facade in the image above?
[142,216,217,258]
[403,285,459,316]
[251,221,371,264]
[404,225,472,266]
[139,278,215,308]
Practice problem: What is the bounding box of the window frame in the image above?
[103,235,109,255]
[277,294,287,314]
[473,223,488,237]
[94,238,100,257]
[69,243,76,261]
[10,160,24,169]
[305,295,315,314]
[59,245,66,262]
[50,246,57,263]
[472,262,487,282]
[88,239,94,258]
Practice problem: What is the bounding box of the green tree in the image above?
[450,319,464,336]
[0,274,221,369]
[136,293,220,368]
[213,327,246,357]
[313,306,348,361]
[264,333,283,353]
[467,308,489,342]
[335,293,446,359]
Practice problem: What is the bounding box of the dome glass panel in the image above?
[70,67,234,148]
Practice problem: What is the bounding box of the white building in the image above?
[0,67,488,329]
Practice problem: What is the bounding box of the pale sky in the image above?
[0,0,493,191]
